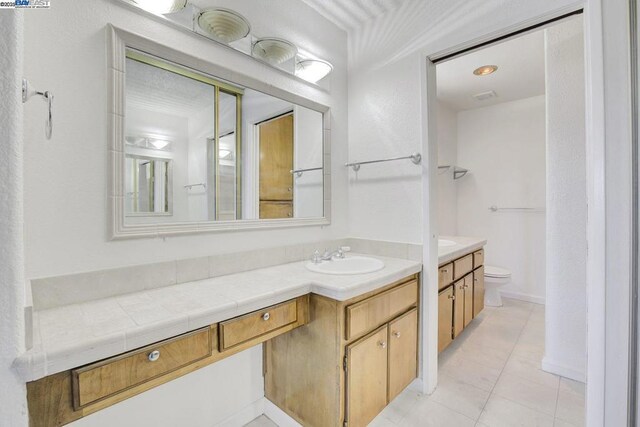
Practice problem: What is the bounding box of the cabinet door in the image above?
[346,326,389,427]
[463,274,474,327]
[453,279,465,338]
[438,286,454,352]
[473,266,485,317]
[388,309,418,402]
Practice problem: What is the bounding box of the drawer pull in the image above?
[148,350,160,362]
[378,341,387,349]
[262,312,271,321]
[393,331,401,338]
[474,278,478,282]
[442,269,448,273]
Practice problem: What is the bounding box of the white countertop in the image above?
[438,236,487,265]
[16,253,421,382]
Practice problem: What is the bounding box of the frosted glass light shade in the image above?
[132,0,187,14]
[252,38,298,65]
[296,59,333,83]
[198,8,251,44]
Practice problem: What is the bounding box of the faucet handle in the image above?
[311,250,322,264]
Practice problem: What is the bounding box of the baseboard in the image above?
[541,356,586,383]
[214,398,265,427]
[500,291,545,305]
[263,399,302,427]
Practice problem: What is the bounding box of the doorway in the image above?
[424,13,588,426]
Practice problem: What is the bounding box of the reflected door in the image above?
[259,114,294,219]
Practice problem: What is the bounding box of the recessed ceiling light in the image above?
[252,38,298,65]
[295,59,333,83]
[197,8,251,44]
[473,65,498,76]
[132,0,187,14]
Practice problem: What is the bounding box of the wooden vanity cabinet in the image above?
[264,274,419,427]
[438,286,454,352]
[438,248,485,352]
[473,266,485,317]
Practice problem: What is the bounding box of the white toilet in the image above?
[484,265,511,307]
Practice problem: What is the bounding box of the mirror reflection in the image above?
[124,49,324,224]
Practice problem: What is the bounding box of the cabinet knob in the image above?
[442,269,448,273]
[474,278,478,282]
[288,187,292,192]
[148,350,160,362]
[393,331,401,338]
[448,295,455,300]
[287,212,292,217]
[378,341,387,349]
[464,284,469,289]
[262,312,270,321]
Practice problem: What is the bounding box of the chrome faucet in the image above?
[311,247,347,263]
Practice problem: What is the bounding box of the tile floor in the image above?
[245,298,585,427]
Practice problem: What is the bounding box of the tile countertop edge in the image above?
[14,255,422,382]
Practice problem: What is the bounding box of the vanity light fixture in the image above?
[149,138,170,150]
[473,65,498,76]
[132,0,187,14]
[295,59,333,83]
[252,38,298,65]
[197,8,251,44]
[219,149,232,159]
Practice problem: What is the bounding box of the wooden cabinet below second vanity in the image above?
[438,248,485,352]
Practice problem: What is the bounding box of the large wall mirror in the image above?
[110,28,330,238]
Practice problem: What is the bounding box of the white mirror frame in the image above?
[108,25,331,239]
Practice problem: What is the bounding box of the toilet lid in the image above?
[485,265,511,278]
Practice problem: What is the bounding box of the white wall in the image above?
[437,102,458,236]
[0,12,28,427]
[293,105,324,218]
[347,0,582,244]
[543,17,587,381]
[21,1,347,426]
[456,96,547,303]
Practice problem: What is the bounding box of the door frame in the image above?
[418,1,632,426]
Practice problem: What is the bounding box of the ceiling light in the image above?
[197,8,251,44]
[132,0,187,14]
[473,65,498,76]
[252,38,298,65]
[149,138,170,150]
[295,59,333,83]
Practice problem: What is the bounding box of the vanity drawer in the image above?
[453,254,473,280]
[438,263,453,290]
[72,327,211,409]
[346,280,418,341]
[473,249,484,268]
[219,299,298,351]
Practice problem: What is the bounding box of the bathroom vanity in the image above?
[437,237,487,352]
[20,250,421,427]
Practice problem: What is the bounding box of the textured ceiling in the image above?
[301,0,404,31]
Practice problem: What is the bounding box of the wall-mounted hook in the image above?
[22,79,53,140]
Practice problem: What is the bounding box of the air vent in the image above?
[472,90,497,101]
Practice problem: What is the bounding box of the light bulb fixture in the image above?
[150,138,170,150]
[473,65,498,76]
[132,0,187,14]
[295,59,333,83]
[252,38,298,65]
[197,8,251,44]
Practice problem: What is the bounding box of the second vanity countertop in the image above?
[438,235,487,265]
[16,253,421,382]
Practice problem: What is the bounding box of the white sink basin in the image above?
[438,239,457,247]
[306,256,385,275]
